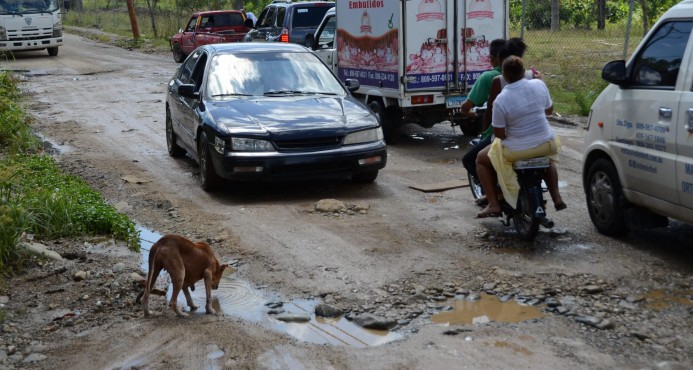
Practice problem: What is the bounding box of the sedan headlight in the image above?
[230,137,275,152]
[343,128,384,145]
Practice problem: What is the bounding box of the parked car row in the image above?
[169,1,334,63]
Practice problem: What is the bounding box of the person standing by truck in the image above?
[459,39,506,180]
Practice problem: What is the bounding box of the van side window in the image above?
[631,21,693,88]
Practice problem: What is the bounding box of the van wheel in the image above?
[368,100,395,143]
[198,132,222,192]
[172,43,186,63]
[585,158,627,235]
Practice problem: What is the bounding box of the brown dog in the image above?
[141,234,228,317]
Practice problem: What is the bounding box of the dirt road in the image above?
[2,32,692,369]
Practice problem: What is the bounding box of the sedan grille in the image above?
[273,136,342,151]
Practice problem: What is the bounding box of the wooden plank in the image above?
[409,179,469,193]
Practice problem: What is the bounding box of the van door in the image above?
[612,20,693,204]
[676,29,693,210]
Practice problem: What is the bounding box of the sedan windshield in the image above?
[206,52,346,99]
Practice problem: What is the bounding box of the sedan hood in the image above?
[207,96,378,137]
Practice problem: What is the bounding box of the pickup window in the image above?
[200,13,245,29]
[631,20,693,88]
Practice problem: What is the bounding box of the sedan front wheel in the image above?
[198,132,222,192]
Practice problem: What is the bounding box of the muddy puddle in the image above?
[432,293,545,325]
[137,226,401,347]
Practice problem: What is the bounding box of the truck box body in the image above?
[313,0,508,137]
[0,0,63,56]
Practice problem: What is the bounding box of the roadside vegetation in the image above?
[0,71,140,275]
[62,0,674,116]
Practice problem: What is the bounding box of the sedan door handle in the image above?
[659,107,672,119]
[687,108,693,133]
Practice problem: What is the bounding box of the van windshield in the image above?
[0,0,59,14]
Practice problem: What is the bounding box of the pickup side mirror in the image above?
[178,84,199,99]
[602,60,627,86]
[244,18,255,28]
[344,78,359,92]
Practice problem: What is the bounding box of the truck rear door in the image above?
[402,0,507,93]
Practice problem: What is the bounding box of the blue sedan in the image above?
[165,43,387,191]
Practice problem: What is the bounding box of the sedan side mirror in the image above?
[344,78,359,93]
[178,84,199,99]
[244,18,255,28]
[602,60,627,86]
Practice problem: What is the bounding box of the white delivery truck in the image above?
[312,0,508,140]
[0,0,64,56]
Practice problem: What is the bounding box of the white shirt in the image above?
[492,78,554,151]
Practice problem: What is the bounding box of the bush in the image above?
[0,71,140,274]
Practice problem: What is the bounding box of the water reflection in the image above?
[432,293,545,325]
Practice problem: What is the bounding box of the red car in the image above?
[170,10,251,63]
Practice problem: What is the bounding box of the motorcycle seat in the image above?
[513,157,551,170]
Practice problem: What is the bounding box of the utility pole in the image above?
[126,0,141,39]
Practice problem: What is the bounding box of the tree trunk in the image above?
[596,0,606,30]
[640,0,649,36]
[145,0,158,38]
[551,0,560,32]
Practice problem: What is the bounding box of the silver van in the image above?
[583,0,693,235]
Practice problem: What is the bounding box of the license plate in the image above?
[445,95,465,109]
[513,157,551,169]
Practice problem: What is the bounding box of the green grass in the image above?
[514,26,643,115]
[0,71,140,274]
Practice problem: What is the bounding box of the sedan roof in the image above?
[207,42,310,54]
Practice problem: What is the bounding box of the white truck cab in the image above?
[0,0,63,56]
[583,0,693,235]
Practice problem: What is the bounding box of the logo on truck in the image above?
[416,0,444,21]
[25,17,33,25]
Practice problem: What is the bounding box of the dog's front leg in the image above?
[182,285,199,311]
[204,271,216,315]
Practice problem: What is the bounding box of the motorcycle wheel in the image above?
[512,186,540,241]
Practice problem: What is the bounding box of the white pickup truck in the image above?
[311,0,508,140]
[583,0,693,235]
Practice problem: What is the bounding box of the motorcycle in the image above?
[467,137,555,241]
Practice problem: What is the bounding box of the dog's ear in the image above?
[221,264,235,276]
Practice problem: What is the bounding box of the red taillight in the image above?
[411,95,434,105]
[280,28,289,43]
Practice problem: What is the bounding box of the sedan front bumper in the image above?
[209,141,387,181]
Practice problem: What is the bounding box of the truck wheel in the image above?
[172,43,186,63]
[369,100,396,143]
[47,47,58,56]
[585,158,627,236]
[198,132,222,192]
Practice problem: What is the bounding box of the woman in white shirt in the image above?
[475,55,565,218]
